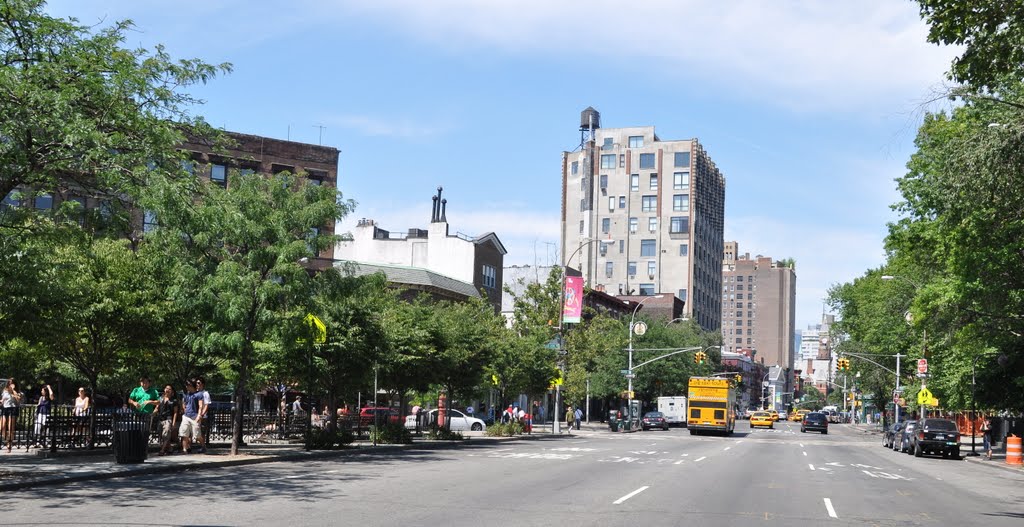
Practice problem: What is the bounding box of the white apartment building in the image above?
[560,108,726,331]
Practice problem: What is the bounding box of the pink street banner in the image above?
[563,276,583,324]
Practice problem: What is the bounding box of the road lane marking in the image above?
[823,498,838,518]
[695,456,706,462]
[803,451,808,456]
[799,443,804,448]
[809,464,815,471]
[674,460,684,465]
[723,447,731,451]
[613,486,650,505]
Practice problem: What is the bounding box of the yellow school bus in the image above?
[687,377,736,435]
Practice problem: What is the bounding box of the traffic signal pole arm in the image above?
[630,346,703,371]
[840,351,904,378]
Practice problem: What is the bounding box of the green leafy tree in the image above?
[0,0,229,225]
[145,171,351,454]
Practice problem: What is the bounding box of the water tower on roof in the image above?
[580,106,600,146]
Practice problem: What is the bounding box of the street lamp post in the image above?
[626,295,664,427]
[556,237,613,435]
[761,371,771,410]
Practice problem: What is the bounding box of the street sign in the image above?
[620,369,632,375]
[917,387,934,405]
[302,313,327,344]
[624,374,636,379]
[897,397,905,406]
[917,358,928,374]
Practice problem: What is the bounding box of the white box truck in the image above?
[657,396,687,427]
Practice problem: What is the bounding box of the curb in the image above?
[0,433,559,492]
[963,455,1024,475]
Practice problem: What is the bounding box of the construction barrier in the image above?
[1007,435,1022,466]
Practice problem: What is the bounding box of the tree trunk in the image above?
[230,354,250,456]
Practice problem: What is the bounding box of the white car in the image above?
[778,411,788,421]
[405,408,485,431]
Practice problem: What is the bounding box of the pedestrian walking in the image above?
[2,379,23,453]
[574,407,583,430]
[195,377,212,454]
[565,405,574,434]
[981,415,993,460]
[156,385,179,456]
[178,380,202,454]
[32,384,54,448]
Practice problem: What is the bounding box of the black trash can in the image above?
[112,413,149,464]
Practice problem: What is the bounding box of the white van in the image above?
[657,396,687,427]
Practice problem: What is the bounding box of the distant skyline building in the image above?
[560,107,726,331]
[798,314,836,394]
[720,242,797,371]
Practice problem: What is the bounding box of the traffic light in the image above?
[694,351,706,365]
[837,358,850,371]
[734,374,742,384]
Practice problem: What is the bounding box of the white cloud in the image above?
[310,0,958,113]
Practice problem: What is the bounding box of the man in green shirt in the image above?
[129,376,160,414]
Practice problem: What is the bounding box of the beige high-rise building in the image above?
[560,108,726,331]
[721,242,797,369]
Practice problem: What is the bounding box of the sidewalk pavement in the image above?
[0,431,563,492]
[846,422,1023,475]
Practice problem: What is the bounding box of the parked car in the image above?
[358,407,402,427]
[801,412,828,434]
[750,411,774,429]
[883,422,904,448]
[404,408,485,431]
[641,411,669,431]
[894,421,918,453]
[910,418,961,459]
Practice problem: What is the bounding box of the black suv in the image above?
[911,418,961,459]
[801,412,828,434]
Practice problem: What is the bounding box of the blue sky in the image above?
[47,0,957,331]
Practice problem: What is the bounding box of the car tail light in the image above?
[955,433,961,442]
[918,431,925,440]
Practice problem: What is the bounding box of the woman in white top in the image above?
[73,387,90,444]
[2,378,23,453]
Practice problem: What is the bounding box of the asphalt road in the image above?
[3,421,1023,526]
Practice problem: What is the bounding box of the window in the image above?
[641,195,656,212]
[628,136,643,148]
[674,151,690,167]
[210,164,227,186]
[737,276,744,282]
[571,161,579,175]
[639,284,655,295]
[601,154,616,169]
[736,319,743,326]
[619,154,625,168]
[143,210,158,233]
[579,220,584,234]
[605,261,614,278]
[647,261,656,276]
[679,243,689,256]
[640,239,656,257]
[737,284,744,291]
[580,199,586,211]
[747,338,752,345]
[603,137,613,149]
[619,240,624,253]
[1,191,20,208]
[639,153,655,169]
[181,159,196,175]
[628,261,637,276]
[670,217,688,234]
[649,174,658,190]
[34,194,53,210]
[630,174,639,191]
[601,218,611,234]
[600,174,608,189]
[482,265,497,289]
[673,194,689,212]
[736,338,743,344]
[619,196,626,208]
[648,217,657,232]
[607,196,614,211]
[600,243,608,256]
[629,217,638,233]
[306,177,321,186]
[673,172,689,190]
[737,302,744,309]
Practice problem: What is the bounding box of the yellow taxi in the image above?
[768,410,780,421]
[790,410,808,422]
[750,411,774,429]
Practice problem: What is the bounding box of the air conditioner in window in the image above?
[628,275,636,279]
[648,274,655,279]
